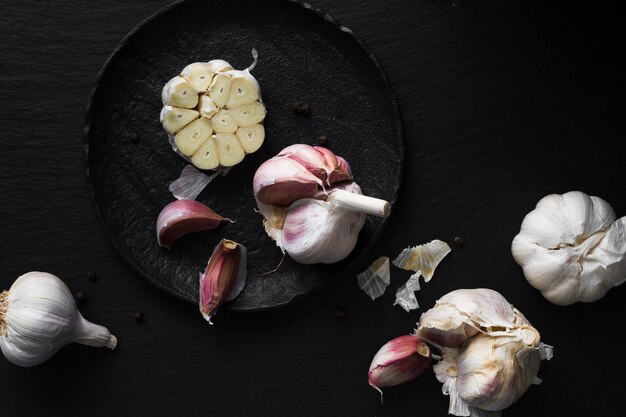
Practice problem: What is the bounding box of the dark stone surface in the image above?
[85,0,403,310]
[1,1,625,416]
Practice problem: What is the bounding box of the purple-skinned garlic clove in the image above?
[253,156,324,206]
[368,335,432,395]
[156,200,233,249]
[199,239,247,324]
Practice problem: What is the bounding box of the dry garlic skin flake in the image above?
[512,191,626,305]
[159,49,266,170]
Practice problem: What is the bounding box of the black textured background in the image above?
[1,1,625,416]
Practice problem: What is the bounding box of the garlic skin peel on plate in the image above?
[512,191,626,305]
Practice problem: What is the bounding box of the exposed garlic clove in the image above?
[393,271,422,312]
[253,156,325,206]
[199,239,247,324]
[161,76,199,108]
[198,94,219,118]
[329,155,353,183]
[357,256,391,300]
[191,137,220,170]
[169,165,221,201]
[207,59,233,73]
[180,62,214,92]
[279,144,334,181]
[1,272,116,367]
[174,117,213,156]
[229,101,266,126]
[156,199,232,249]
[214,132,245,167]
[393,239,451,282]
[160,106,199,135]
[236,124,265,154]
[368,335,431,394]
[313,146,339,173]
[209,73,232,108]
[512,191,626,305]
[225,69,261,108]
[211,109,239,133]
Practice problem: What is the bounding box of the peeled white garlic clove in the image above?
[357,256,391,300]
[512,191,626,305]
[1,272,117,367]
[156,199,233,249]
[368,335,431,395]
[160,50,265,172]
[418,288,552,416]
[199,239,247,324]
[393,239,451,282]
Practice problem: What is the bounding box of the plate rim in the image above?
[83,0,405,311]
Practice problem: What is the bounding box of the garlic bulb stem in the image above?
[325,189,390,218]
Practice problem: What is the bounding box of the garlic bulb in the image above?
[417,289,552,416]
[253,144,390,264]
[160,49,266,170]
[1,272,117,367]
[512,191,626,305]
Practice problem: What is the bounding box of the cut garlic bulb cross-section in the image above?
[159,49,266,170]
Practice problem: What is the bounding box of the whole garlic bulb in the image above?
[512,191,626,305]
[417,289,552,416]
[1,272,117,367]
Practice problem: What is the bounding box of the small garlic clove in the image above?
[224,69,261,108]
[329,155,353,183]
[156,200,233,249]
[174,117,213,156]
[235,124,265,154]
[191,137,221,170]
[357,257,391,300]
[161,76,199,108]
[198,94,219,118]
[180,62,214,92]
[368,335,431,393]
[214,132,246,167]
[312,146,339,174]
[253,156,324,206]
[160,106,199,135]
[199,239,247,324]
[393,239,451,282]
[209,72,232,108]
[212,109,238,133]
[207,59,234,73]
[279,144,332,181]
[228,101,266,127]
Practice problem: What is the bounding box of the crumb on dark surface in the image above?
[454,236,464,247]
[335,307,346,320]
[133,311,145,322]
[291,100,312,115]
[127,131,139,143]
[86,270,97,282]
[317,134,328,146]
[75,291,87,305]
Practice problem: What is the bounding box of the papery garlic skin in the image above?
[417,289,552,416]
[1,272,117,367]
[512,191,626,305]
[368,335,431,392]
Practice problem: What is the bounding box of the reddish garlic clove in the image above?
[279,144,334,182]
[199,239,247,324]
[329,155,353,183]
[368,335,432,394]
[156,200,233,249]
[253,157,324,206]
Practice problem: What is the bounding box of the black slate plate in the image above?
[85,0,403,311]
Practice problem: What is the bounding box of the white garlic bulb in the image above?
[1,272,117,367]
[512,191,626,305]
[417,289,553,416]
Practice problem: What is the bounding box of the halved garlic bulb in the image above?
[511,191,626,305]
[160,49,265,170]
[253,145,391,264]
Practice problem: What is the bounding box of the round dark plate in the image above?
[85,0,403,311]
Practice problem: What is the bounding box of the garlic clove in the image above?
[191,137,220,170]
[312,146,339,174]
[161,76,199,108]
[229,101,266,127]
[169,165,221,201]
[207,59,233,73]
[180,62,214,92]
[329,155,353,183]
[357,257,391,300]
[211,109,238,133]
[174,117,213,156]
[209,72,232,108]
[156,199,233,249]
[224,69,261,108]
[279,144,332,181]
[198,94,219,118]
[160,106,199,135]
[199,239,247,323]
[1,272,116,367]
[368,335,431,393]
[235,124,265,154]
[393,271,422,312]
[253,157,324,206]
[393,239,451,282]
[214,132,246,167]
